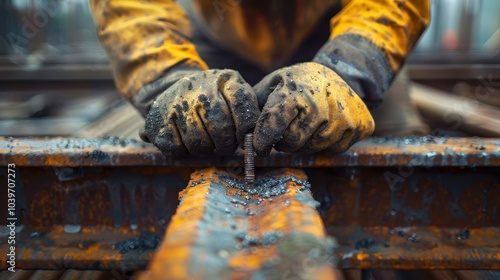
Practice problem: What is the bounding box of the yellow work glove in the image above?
[140,69,260,158]
[253,62,374,156]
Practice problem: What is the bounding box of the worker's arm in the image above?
[90,0,207,114]
[314,0,431,108]
[253,0,430,156]
[90,1,260,158]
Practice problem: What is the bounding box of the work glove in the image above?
[253,62,375,156]
[140,69,260,158]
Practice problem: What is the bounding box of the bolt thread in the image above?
[244,133,255,187]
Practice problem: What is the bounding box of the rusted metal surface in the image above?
[0,226,158,270]
[379,269,500,280]
[1,166,497,270]
[143,168,337,280]
[311,168,500,228]
[316,163,500,269]
[0,166,498,270]
[2,269,498,280]
[331,226,500,269]
[342,269,500,280]
[0,269,144,280]
[1,137,500,167]
[0,167,190,231]
[0,137,499,271]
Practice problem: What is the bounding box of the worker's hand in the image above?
[253,62,375,156]
[141,69,260,158]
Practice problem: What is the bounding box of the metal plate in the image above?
[1,137,499,167]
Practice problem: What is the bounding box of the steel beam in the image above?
[0,227,156,271]
[1,137,499,167]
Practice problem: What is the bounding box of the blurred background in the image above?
[0,0,499,138]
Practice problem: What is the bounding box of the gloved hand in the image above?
[253,62,375,156]
[140,69,260,158]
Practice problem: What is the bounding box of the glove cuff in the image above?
[313,34,394,109]
[133,66,201,117]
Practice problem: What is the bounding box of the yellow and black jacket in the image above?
[90,0,430,114]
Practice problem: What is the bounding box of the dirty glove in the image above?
[253,62,374,156]
[140,69,260,158]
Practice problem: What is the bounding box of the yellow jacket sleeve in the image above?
[90,0,208,111]
[314,0,430,108]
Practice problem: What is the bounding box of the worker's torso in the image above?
[189,0,344,70]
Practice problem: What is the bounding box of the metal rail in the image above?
[0,137,499,271]
[1,137,499,167]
